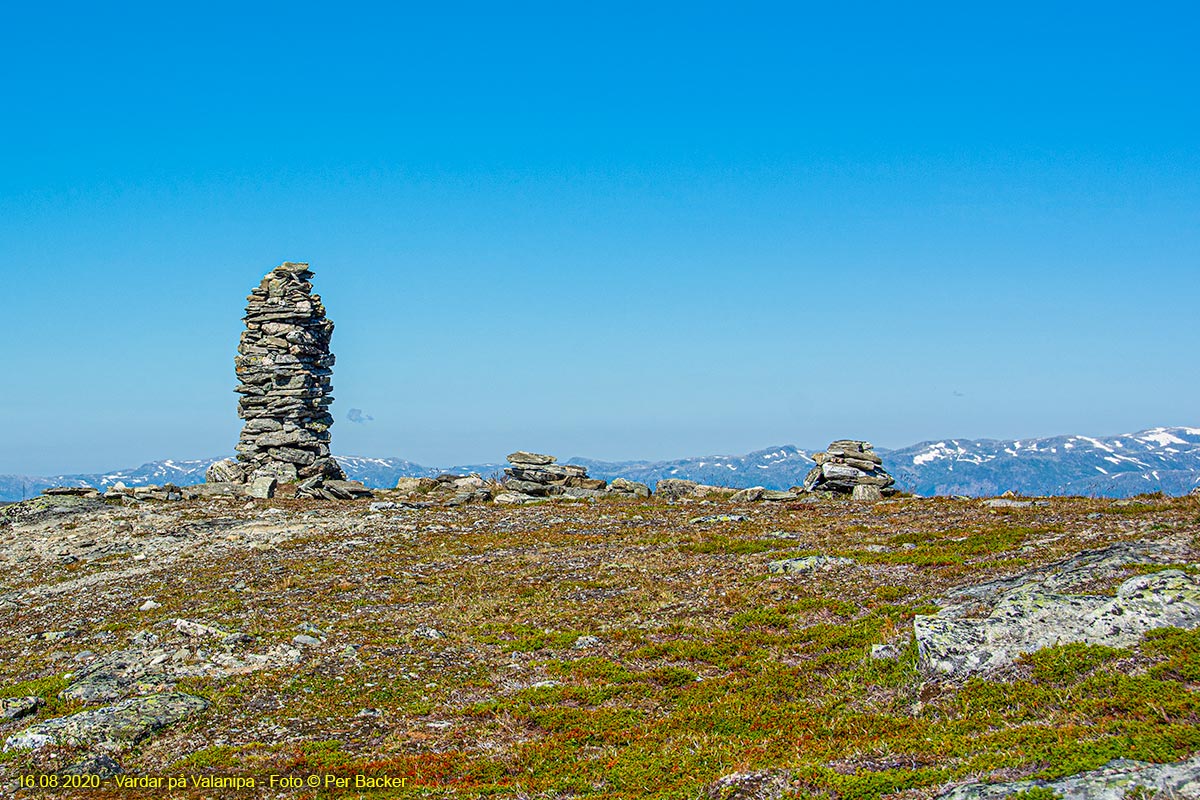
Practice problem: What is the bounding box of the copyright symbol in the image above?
[308,775,321,787]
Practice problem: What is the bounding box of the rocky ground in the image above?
[0,490,1197,799]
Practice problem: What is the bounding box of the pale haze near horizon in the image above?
[1,4,1197,475]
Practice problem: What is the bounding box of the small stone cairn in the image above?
[501,452,607,499]
[206,262,369,501]
[496,452,650,503]
[802,440,895,499]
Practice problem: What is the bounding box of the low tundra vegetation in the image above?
[0,494,1196,798]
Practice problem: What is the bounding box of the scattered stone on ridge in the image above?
[803,440,896,495]
[493,491,542,505]
[205,459,245,484]
[729,486,765,503]
[608,477,651,498]
[396,477,437,493]
[655,479,699,501]
[983,498,1033,508]
[248,476,277,500]
[42,486,101,499]
[689,514,747,524]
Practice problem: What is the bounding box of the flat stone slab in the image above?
[506,451,556,466]
[4,693,209,752]
[493,492,543,505]
[938,754,1200,800]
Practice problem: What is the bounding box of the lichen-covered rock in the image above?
[704,769,792,800]
[730,486,766,503]
[852,484,884,502]
[204,459,244,484]
[608,477,651,498]
[4,693,209,752]
[656,479,700,500]
[1,696,42,720]
[916,561,1200,677]
[247,476,277,499]
[59,753,123,777]
[768,556,855,574]
[395,477,436,493]
[493,491,542,505]
[937,754,1200,800]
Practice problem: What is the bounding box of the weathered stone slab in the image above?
[506,451,556,466]
[916,563,1200,678]
[4,693,209,751]
[937,754,1200,800]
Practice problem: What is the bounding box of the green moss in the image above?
[647,666,698,688]
[632,638,740,666]
[873,585,910,602]
[0,673,69,700]
[730,607,790,630]
[1022,642,1128,686]
[1142,627,1200,683]
[784,597,860,616]
[1009,788,1063,800]
[682,537,781,555]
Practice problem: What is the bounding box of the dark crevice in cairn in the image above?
[802,440,896,501]
[205,262,369,500]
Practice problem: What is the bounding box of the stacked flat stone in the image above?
[802,440,895,496]
[230,262,345,485]
[502,452,607,498]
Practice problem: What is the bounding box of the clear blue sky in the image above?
[2,2,1197,474]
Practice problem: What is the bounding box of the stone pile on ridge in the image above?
[802,440,895,497]
[206,262,366,500]
[501,452,608,499]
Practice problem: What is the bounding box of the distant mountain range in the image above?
[887,426,1200,498]
[2,427,1197,502]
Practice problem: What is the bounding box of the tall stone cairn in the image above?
[231,262,345,484]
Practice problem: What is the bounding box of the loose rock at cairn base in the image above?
[802,440,896,499]
[205,262,369,501]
